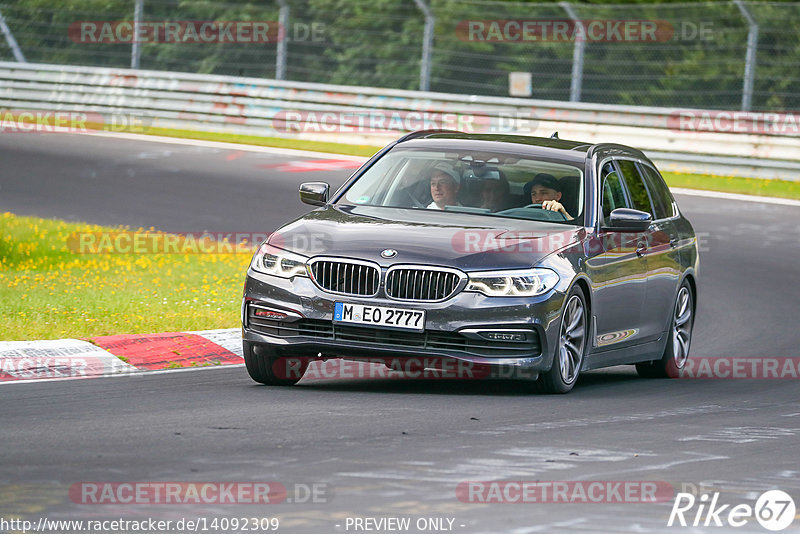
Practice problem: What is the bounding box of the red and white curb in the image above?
[0,329,242,383]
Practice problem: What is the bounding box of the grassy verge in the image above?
[661,172,800,200]
[0,213,250,341]
[142,126,382,158]
[141,128,800,200]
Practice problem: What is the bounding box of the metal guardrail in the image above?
[0,62,798,180]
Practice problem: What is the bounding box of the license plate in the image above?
[333,302,425,331]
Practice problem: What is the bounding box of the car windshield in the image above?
[339,147,584,224]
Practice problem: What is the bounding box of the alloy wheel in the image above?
[558,294,586,384]
[671,286,693,369]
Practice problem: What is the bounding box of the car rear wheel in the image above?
[243,341,308,385]
[636,280,694,379]
[537,286,587,394]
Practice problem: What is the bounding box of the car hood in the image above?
[268,205,584,271]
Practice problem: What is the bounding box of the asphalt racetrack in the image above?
[1,133,799,533]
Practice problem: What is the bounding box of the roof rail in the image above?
[586,142,647,160]
[396,129,462,143]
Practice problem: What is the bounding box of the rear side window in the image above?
[600,161,628,221]
[639,164,676,220]
[616,160,655,217]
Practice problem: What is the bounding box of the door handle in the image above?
[636,242,647,257]
[669,235,678,248]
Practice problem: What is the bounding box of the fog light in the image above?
[480,331,527,342]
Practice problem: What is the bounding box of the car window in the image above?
[600,161,628,221]
[339,147,585,224]
[616,159,655,217]
[639,164,676,220]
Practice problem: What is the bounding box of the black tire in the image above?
[636,280,695,379]
[537,286,588,394]
[243,341,308,386]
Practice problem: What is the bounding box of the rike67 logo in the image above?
[668,490,796,531]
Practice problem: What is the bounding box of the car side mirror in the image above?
[299,182,329,206]
[603,208,652,232]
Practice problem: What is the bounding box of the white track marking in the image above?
[187,328,243,357]
[0,338,138,382]
[0,362,246,385]
[77,131,371,161]
[672,187,800,207]
[0,331,244,385]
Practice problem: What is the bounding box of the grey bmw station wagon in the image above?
[242,131,698,393]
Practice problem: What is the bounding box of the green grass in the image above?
[662,172,800,200]
[0,213,251,341]
[143,126,382,158]
[141,127,799,200]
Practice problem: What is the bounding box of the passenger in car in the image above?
[426,162,462,210]
[523,173,574,220]
[478,172,512,212]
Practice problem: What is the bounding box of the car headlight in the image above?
[466,268,559,297]
[250,243,309,278]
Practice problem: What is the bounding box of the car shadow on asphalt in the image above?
[288,366,644,396]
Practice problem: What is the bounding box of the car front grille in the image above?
[385,267,462,301]
[248,318,540,359]
[307,259,464,301]
[309,259,380,297]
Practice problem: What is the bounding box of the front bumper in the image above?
[242,269,566,374]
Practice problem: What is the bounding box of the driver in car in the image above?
[427,162,462,210]
[523,173,573,220]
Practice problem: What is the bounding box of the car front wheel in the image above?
[243,341,308,385]
[537,286,588,394]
